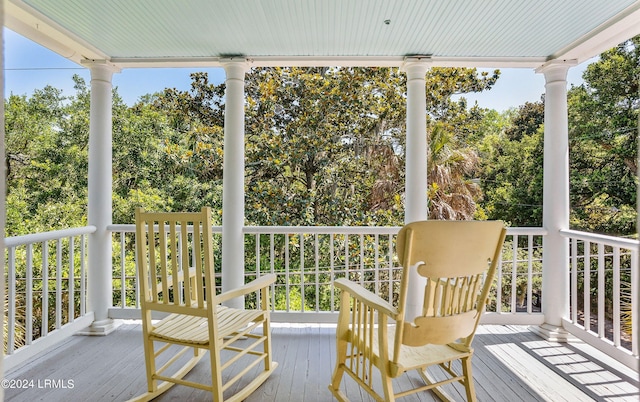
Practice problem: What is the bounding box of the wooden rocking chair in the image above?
[129,207,277,401]
[329,220,506,401]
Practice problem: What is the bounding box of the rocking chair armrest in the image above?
[216,273,277,304]
[335,278,398,318]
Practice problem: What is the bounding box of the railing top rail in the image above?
[505,227,547,236]
[105,224,545,236]
[560,229,639,250]
[242,226,402,235]
[107,224,223,233]
[560,230,640,250]
[4,226,96,248]
[108,224,400,235]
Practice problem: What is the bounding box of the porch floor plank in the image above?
[4,323,638,402]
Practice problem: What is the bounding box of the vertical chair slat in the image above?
[159,221,168,304]
[147,219,157,302]
[194,219,205,308]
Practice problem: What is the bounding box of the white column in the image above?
[81,60,120,335]
[403,57,431,224]
[533,60,576,341]
[401,57,431,322]
[221,59,250,309]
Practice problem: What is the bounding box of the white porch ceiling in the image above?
[5,0,640,69]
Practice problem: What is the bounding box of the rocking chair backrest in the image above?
[395,220,506,349]
[135,207,216,318]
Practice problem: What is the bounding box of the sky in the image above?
[4,28,594,111]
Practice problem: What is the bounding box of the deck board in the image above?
[4,323,638,402]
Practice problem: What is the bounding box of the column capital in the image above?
[535,59,577,83]
[220,58,252,80]
[401,56,432,79]
[81,59,121,82]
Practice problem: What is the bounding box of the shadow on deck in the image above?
[4,323,639,401]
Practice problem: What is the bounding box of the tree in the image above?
[427,123,482,220]
[568,36,639,236]
[243,66,499,226]
[479,101,545,226]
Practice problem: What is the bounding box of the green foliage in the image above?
[479,101,545,226]
[568,37,639,236]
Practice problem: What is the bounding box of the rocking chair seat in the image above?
[150,306,265,344]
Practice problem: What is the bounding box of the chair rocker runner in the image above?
[129,207,277,401]
[329,220,506,401]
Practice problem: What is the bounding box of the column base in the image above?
[528,323,574,342]
[75,319,120,336]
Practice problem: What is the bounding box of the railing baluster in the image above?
[69,236,75,322]
[330,233,335,311]
[315,234,319,313]
[120,231,126,308]
[26,244,33,345]
[344,234,349,282]
[511,235,518,313]
[612,247,621,347]
[631,249,638,357]
[597,243,605,339]
[270,233,275,310]
[527,234,533,314]
[359,234,364,288]
[8,247,16,354]
[388,234,393,304]
[583,240,591,332]
[300,233,304,312]
[496,241,503,313]
[374,234,380,296]
[255,233,260,277]
[285,233,290,312]
[56,238,62,330]
[81,234,86,315]
[571,238,578,323]
[42,241,49,337]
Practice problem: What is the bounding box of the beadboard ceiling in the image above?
[5,0,640,68]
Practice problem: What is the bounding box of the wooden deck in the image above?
[4,322,639,401]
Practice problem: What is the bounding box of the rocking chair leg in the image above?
[461,357,477,402]
[328,335,349,402]
[380,369,396,402]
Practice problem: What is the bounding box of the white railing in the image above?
[4,226,96,366]
[108,225,546,324]
[561,229,639,368]
[8,225,636,370]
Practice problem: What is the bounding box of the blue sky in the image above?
[4,28,593,111]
